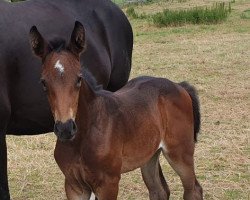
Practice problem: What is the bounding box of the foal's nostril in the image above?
[54,121,60,134]
[72,120,77,133]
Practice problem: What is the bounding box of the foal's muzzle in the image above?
[54,119,77,141]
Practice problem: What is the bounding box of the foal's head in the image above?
[30,21,86,141]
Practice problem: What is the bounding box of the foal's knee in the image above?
[183,185,203,200]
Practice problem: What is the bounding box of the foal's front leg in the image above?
[94,176,120,200]
[65,179,92,200]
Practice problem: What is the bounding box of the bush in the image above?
[126,6,147,19]
[126,7,138,18]
[126,2,231,26]
[151,2,232,26]
[10,0,26,2]
[241,9,250,19]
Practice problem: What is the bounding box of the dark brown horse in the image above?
[30,21,203,200]
[0,0,133,199]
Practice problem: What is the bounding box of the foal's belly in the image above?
[121,134,161,173]
[121,153,158,173]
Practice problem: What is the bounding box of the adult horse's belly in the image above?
[6,102,54,135]
[4,52,54,135]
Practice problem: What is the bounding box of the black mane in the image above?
[82,68,103,91]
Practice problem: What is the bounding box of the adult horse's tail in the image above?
[179,82,201,142]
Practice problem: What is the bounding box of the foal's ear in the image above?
[29,26,48,59]
[69,21,86,56]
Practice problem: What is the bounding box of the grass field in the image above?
[7,0,250,199]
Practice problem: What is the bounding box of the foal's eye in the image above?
[76,76,82,88]
[40,79,47,92]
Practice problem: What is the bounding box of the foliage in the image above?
[152,3,231,26]
[127,2,232,26]
[165,0,189,2]
[10,0,26,2]
[112,0,152,6]
[241,9,250,19]
[126,7,147,19]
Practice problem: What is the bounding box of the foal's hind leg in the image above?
[162,141,203,200]
[141,149,170,200]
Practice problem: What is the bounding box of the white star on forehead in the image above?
[54,60,64,75]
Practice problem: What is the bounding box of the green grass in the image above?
[112,0,152,6]
[126,2,232,26]
[241,9,250,19]
[9,0,26,2]
[152,2,231,26]
[112,0,125,5]
[126,7,147,19]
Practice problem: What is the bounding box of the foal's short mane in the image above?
[82,68,103,91]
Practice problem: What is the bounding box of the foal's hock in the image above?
[31,22,203,200]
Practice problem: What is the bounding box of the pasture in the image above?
[6,0,249,199]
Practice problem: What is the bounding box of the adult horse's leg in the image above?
[162,137,203,200]
[0,73,11,200]
[141,149,170,200]
[0,123,10,199]
[0,135,9,200]
[106,52,132,92]
[106,68,130,92]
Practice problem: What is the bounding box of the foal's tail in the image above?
[179,81,201,142]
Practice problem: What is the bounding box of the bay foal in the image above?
[30,23,203,200]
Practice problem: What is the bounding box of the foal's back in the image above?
[114,76,193,124]
[115,76,189,106]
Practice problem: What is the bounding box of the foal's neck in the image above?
[75,80,114,143]
[76,80,98,132]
